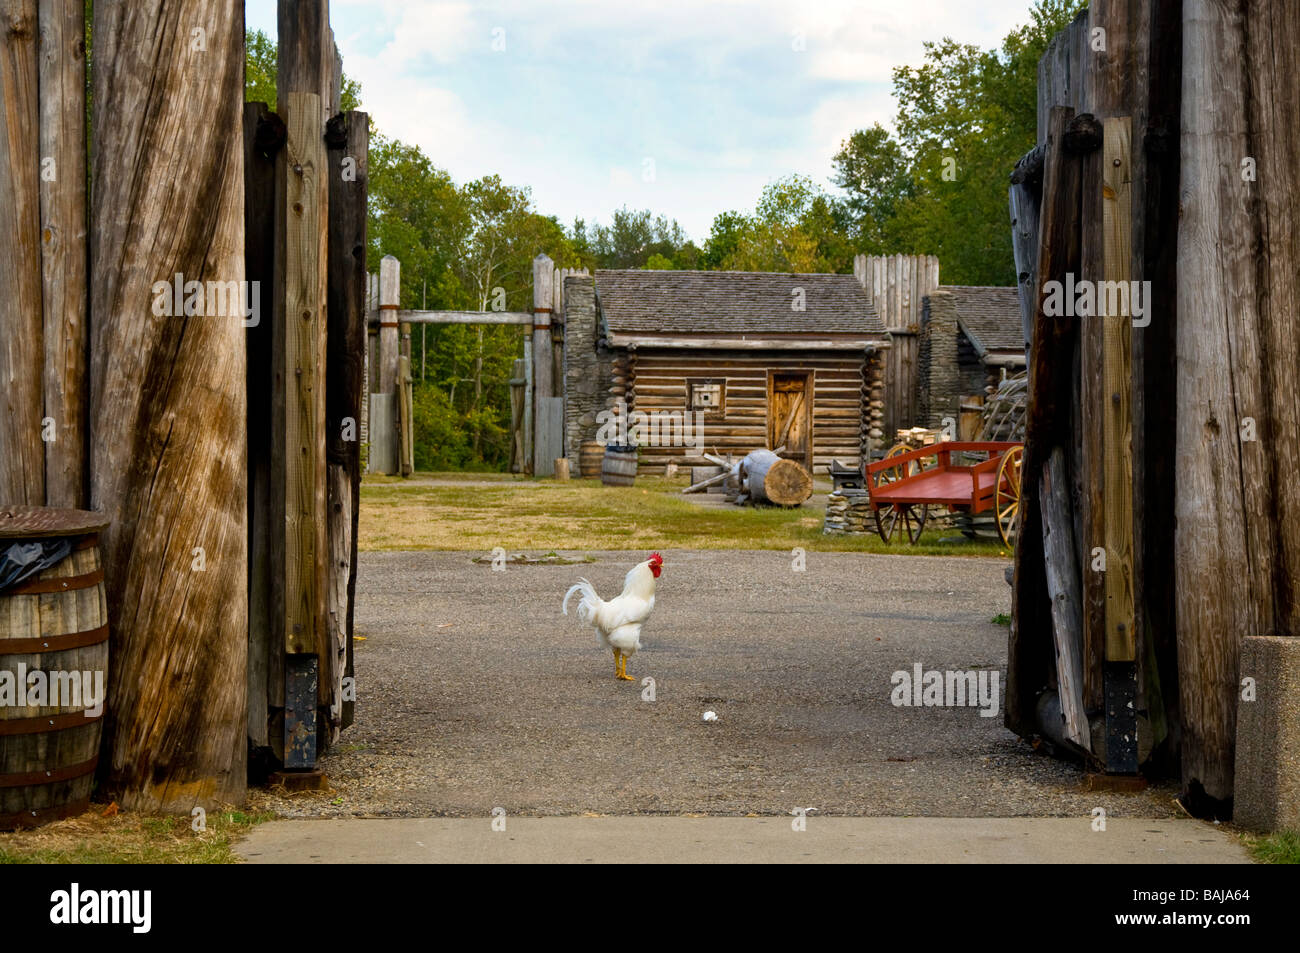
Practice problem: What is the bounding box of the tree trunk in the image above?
[90,0,247,809]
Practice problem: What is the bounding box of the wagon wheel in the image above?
[996,446,1024,549]
[902,504,929,545]
[869,445,915,543]
[873,503,901,542]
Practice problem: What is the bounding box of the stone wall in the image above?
[563,275,620,463]
[917,291,959,428]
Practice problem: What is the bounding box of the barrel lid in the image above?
[0,506,110,539]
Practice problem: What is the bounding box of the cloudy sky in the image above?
[247,0,1039,242]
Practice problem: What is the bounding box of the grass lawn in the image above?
[359,472,1011,556]
[1244,830,1300,864]
[0,804,274,864]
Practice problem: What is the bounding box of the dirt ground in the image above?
[256,549,1181,819]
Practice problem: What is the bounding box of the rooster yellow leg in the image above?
[617,653,635,681]
[613,648,622,679]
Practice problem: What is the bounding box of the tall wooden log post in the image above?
[532,253,556,476]
[326,110,367,733]
[245,99,282,760]
[90,0,247,809]
[371,254,400,475]
[1177,0,1300,811]
[276,0,331,767]
[39,0,87,507]
[0,0,44,506]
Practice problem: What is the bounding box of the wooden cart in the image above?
[864,441,1024,546]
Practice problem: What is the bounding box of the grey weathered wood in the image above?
[1008,106,1081,738]
[0,0,45,506]
[532,254,555,474]
[38,0,87,508]
[535,397,563,478]
[1176,0,1300,805]
[326,109,366,731]
[391,310,533,325]
[368,393,396,474]
[89,0,247,809]
[1040,446,1089,751]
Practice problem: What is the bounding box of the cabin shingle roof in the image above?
[594,269,885,337]
[929,285,1024,355]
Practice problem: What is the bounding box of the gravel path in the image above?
[254,550,1180,819]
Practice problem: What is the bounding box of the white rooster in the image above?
[562,553,663,681]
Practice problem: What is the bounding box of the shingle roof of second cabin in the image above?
[594,269,885,336]
[933,285,1024,354]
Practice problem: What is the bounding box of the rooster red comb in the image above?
[648,552,663,565]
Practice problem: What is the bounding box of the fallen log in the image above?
[742,449,812,506]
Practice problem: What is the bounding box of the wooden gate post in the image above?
[370,254,400,475]
[532,253,555,475]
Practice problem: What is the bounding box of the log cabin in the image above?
[916,285,1026,434]
[563,270,890,475]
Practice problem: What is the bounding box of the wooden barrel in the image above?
[578,440,604,478]
[601,446,637,487]
[0,507,110,830]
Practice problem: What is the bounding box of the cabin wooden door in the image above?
[768,371,813,471]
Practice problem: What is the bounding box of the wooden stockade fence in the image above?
[853,254,939,438]
[0,0,367,814]
[1007,0,1300,827]
[365,255,588,478]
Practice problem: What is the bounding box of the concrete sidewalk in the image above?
[235,816,1252,864]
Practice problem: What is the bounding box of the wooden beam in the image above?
[38,0,87,508]
[1040,446,1090,751]
[245,100,281,755]
[1007,105,1083,739]
[392,309,533,325]
[0,0,45,505]
[532,253,555,476]
[378,256,400,393]
[326,109,367,734]
[90,0,247,809]
[1102,116,1135,662]
[607,335,887,351]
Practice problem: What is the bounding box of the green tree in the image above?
[245,28,362,112]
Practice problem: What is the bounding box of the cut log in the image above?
[743,449,812,506]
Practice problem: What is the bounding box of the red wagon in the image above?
[863,441,1024,546]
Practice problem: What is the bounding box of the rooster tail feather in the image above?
[562,578,601,621]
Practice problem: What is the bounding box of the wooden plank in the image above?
[1040,446,1090,750]
[392,309,533,325]
[89,0,247,809]
[398,354,413,476]
[531,254,555,474]
[1175,0,1297,804]
[38,0,87,508]
[326,109,367,731]
[0,0,45,505]
[1008,105,1083,738]
[1102,117,1135,662]
[275,89,328,660]
[245,100,280,751]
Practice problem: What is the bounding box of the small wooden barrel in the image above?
[0,506,110,830]
[601,446,638,487]
[578,440,604,479]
